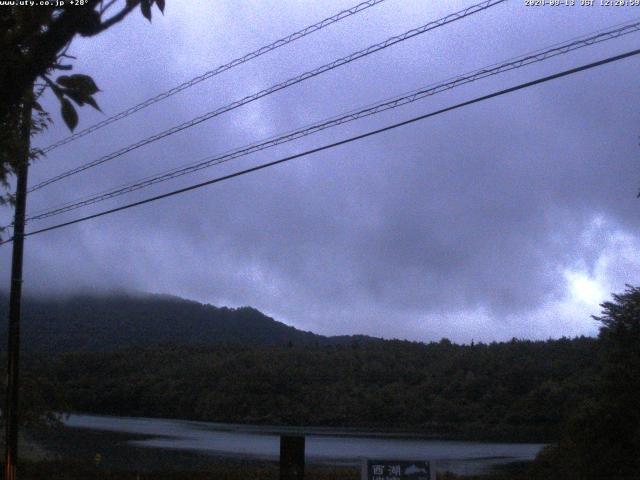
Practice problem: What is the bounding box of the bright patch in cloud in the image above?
[565,270,605,309]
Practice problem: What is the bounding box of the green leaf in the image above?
[61,98,78,131]
[141,0,152,20]
[49,82,64,99]
[84,95,102,112]
[62,88,101,112]
[57,74,99,96]
[62,88,85,107]
[156,0,165,13]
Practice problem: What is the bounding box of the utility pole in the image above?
[4,94,32,480]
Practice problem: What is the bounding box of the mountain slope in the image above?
[0,292,366,352]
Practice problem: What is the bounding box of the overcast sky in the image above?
[1,0,640,343]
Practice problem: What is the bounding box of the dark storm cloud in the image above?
[2,0,640,342]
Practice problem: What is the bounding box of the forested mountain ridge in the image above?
[0,292,377,352]
[0,291,602,442]
[47,337,599,442]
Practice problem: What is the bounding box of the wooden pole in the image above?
[3,95,32,480]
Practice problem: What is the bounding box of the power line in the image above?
[2,47,637,246]
[38,0,388,154]
[23,19,640,223]
[28,0,506,193]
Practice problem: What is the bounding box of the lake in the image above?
[65,414,545,476]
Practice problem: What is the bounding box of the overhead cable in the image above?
[1,47,636,245]
[24,19,640,223]
[28,0,506,193]
[39,0,389,154]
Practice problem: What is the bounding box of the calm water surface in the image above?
[65,414,545,475]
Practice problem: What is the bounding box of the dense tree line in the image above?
[43,337,599,442]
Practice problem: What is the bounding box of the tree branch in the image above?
[100,0,119,15]
[92,1,139,35]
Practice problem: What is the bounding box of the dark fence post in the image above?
[279,435,305,480]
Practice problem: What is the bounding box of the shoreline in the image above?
[21,422,537,478]
[65,411,552,444]
[20,427,361,479]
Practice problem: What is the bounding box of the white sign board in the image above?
[361,459,436,480]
